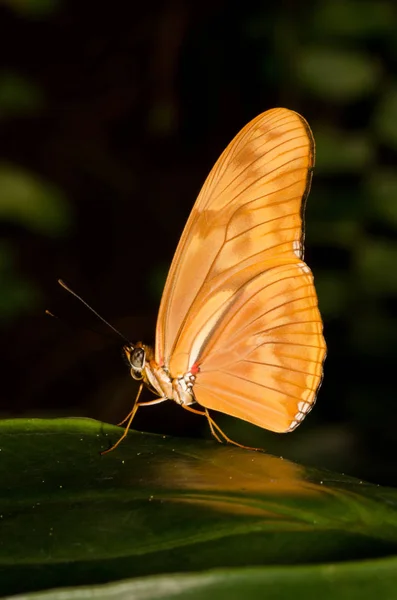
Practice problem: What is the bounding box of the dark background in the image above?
[1,0,397,485]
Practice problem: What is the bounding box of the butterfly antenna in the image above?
[45,309,59,320]
[45,308,116,343]
[57,279,131,344]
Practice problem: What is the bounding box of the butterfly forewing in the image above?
[155,107,325,432]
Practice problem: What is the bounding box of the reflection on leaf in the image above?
[156,447,322,517]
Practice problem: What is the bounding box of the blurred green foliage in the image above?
[0,241,40,322]
[2,0,61,18]
[315,128,374,174]
[299,48,380,101]
[374,87,397,147]
[0,71,44,118]
[0,163,71,322]
[0,164,71,236]
[310,0,396,37]
[368,169,397,225]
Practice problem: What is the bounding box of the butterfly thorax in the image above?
[123,342,196,406]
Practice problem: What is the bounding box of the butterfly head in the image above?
[123,342,146,381]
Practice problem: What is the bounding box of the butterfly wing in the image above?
[190,261,325,432]
[155,107,325,432]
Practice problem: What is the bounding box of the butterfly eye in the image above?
[124,345,146,380]
[131,347,145,369]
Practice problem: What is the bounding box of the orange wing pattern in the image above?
[193,261,324,432]
[155,107,325,432]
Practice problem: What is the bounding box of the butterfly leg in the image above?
[204,411,224,444]
[101,384,167,455]
[181,404,261,451]
[117,408,137,427]
[205,410,262,452]
[181,404,223,443]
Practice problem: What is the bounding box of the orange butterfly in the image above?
[108,107,326,451]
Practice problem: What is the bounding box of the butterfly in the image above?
[72,107,326,452]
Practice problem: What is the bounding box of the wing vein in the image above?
[218,371,302,401]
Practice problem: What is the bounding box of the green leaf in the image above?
[1,418,397,598]
[6,558,397,600]
[298,48,380,101]
[0,163,72,236]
